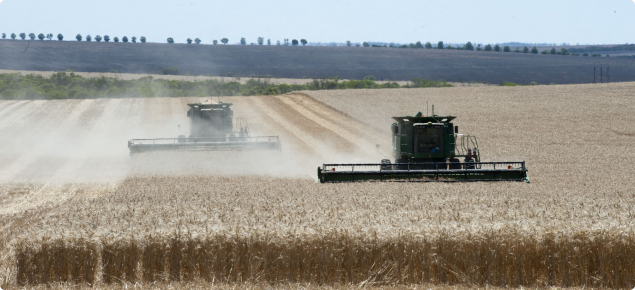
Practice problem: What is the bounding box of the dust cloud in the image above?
[0,95,381,186]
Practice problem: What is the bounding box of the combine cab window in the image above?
[414,126,444,154]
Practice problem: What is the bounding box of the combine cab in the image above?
[318,111,528,183]
[128,102,281,155]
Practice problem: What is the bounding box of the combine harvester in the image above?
[128,102,281,155]
[318,109,528,183]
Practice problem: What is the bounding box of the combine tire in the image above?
[449,158,461,169]
[380,159,392,170]
[465,158,476,170]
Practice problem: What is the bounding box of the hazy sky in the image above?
[0,0,633,45]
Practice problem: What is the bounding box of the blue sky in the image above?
[0,0,633,45]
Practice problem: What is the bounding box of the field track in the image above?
[2,82,635,287]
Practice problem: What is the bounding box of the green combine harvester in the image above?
[128,102,281,155]
[318,110,528,183]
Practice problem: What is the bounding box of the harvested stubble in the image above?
[15,232,635,288]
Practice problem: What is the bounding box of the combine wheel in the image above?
[449,158,461,169]
[465,158,475,170]
[380,159,392,170]
[395,159,409,170]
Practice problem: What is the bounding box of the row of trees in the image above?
[0,33,612,56]
[353,40,605,57]
[0,33,147,43]
[165,37,308,46]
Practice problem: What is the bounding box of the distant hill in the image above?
[1,40,634,84]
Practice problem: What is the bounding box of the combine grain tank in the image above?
[128,102,281,155]
[318,111,528,183]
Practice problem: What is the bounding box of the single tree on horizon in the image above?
[523,46,529,53]
[104,35,110,42]
[132,36,137,43]
[494,44,501,52]
[213,40,218,45]
[75,34,82,41]
[291,39,299,46]
[531,46,538,54]
[29,33,36,40]
[114,37,119,43]
[167,37,174,44]
[300,39,307,46]
[240,37,246,45]
[257,37,264,45]
[57,34,63,41]
[267,39,271,45]
[484,44,492,51]
[221,38,228,45]
[140,36,146,43]
[187,38,193,44]
[19,33,26,40]
[86,35,92,42]
[11,33,17,40]
[38,33,45,40]
[437,41,444,49]
[95,35,102,42]
[465,42,474,51]
[503,45,511,52]
[195,38,201,44]
[346,40,351,47]
[1,33,5,39]
[46,33,53,40]
[425,42,432,49]
[122,36,129,43]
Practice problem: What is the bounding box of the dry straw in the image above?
[15,231,635,288]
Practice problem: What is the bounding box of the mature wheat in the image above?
[2,82,635,288]
[15,231,635,287]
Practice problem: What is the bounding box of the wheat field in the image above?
[1,82,635,288]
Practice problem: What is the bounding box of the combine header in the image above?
[318,111,528,183]
[128,102,281,155]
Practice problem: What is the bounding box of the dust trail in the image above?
[0,94,385,218]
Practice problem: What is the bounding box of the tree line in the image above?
[166,37,309,46]
[0,72,451,100]
[0,33,614,57]
[568,44,635,53]
[355,41,611,57]
[0,32,146,43]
